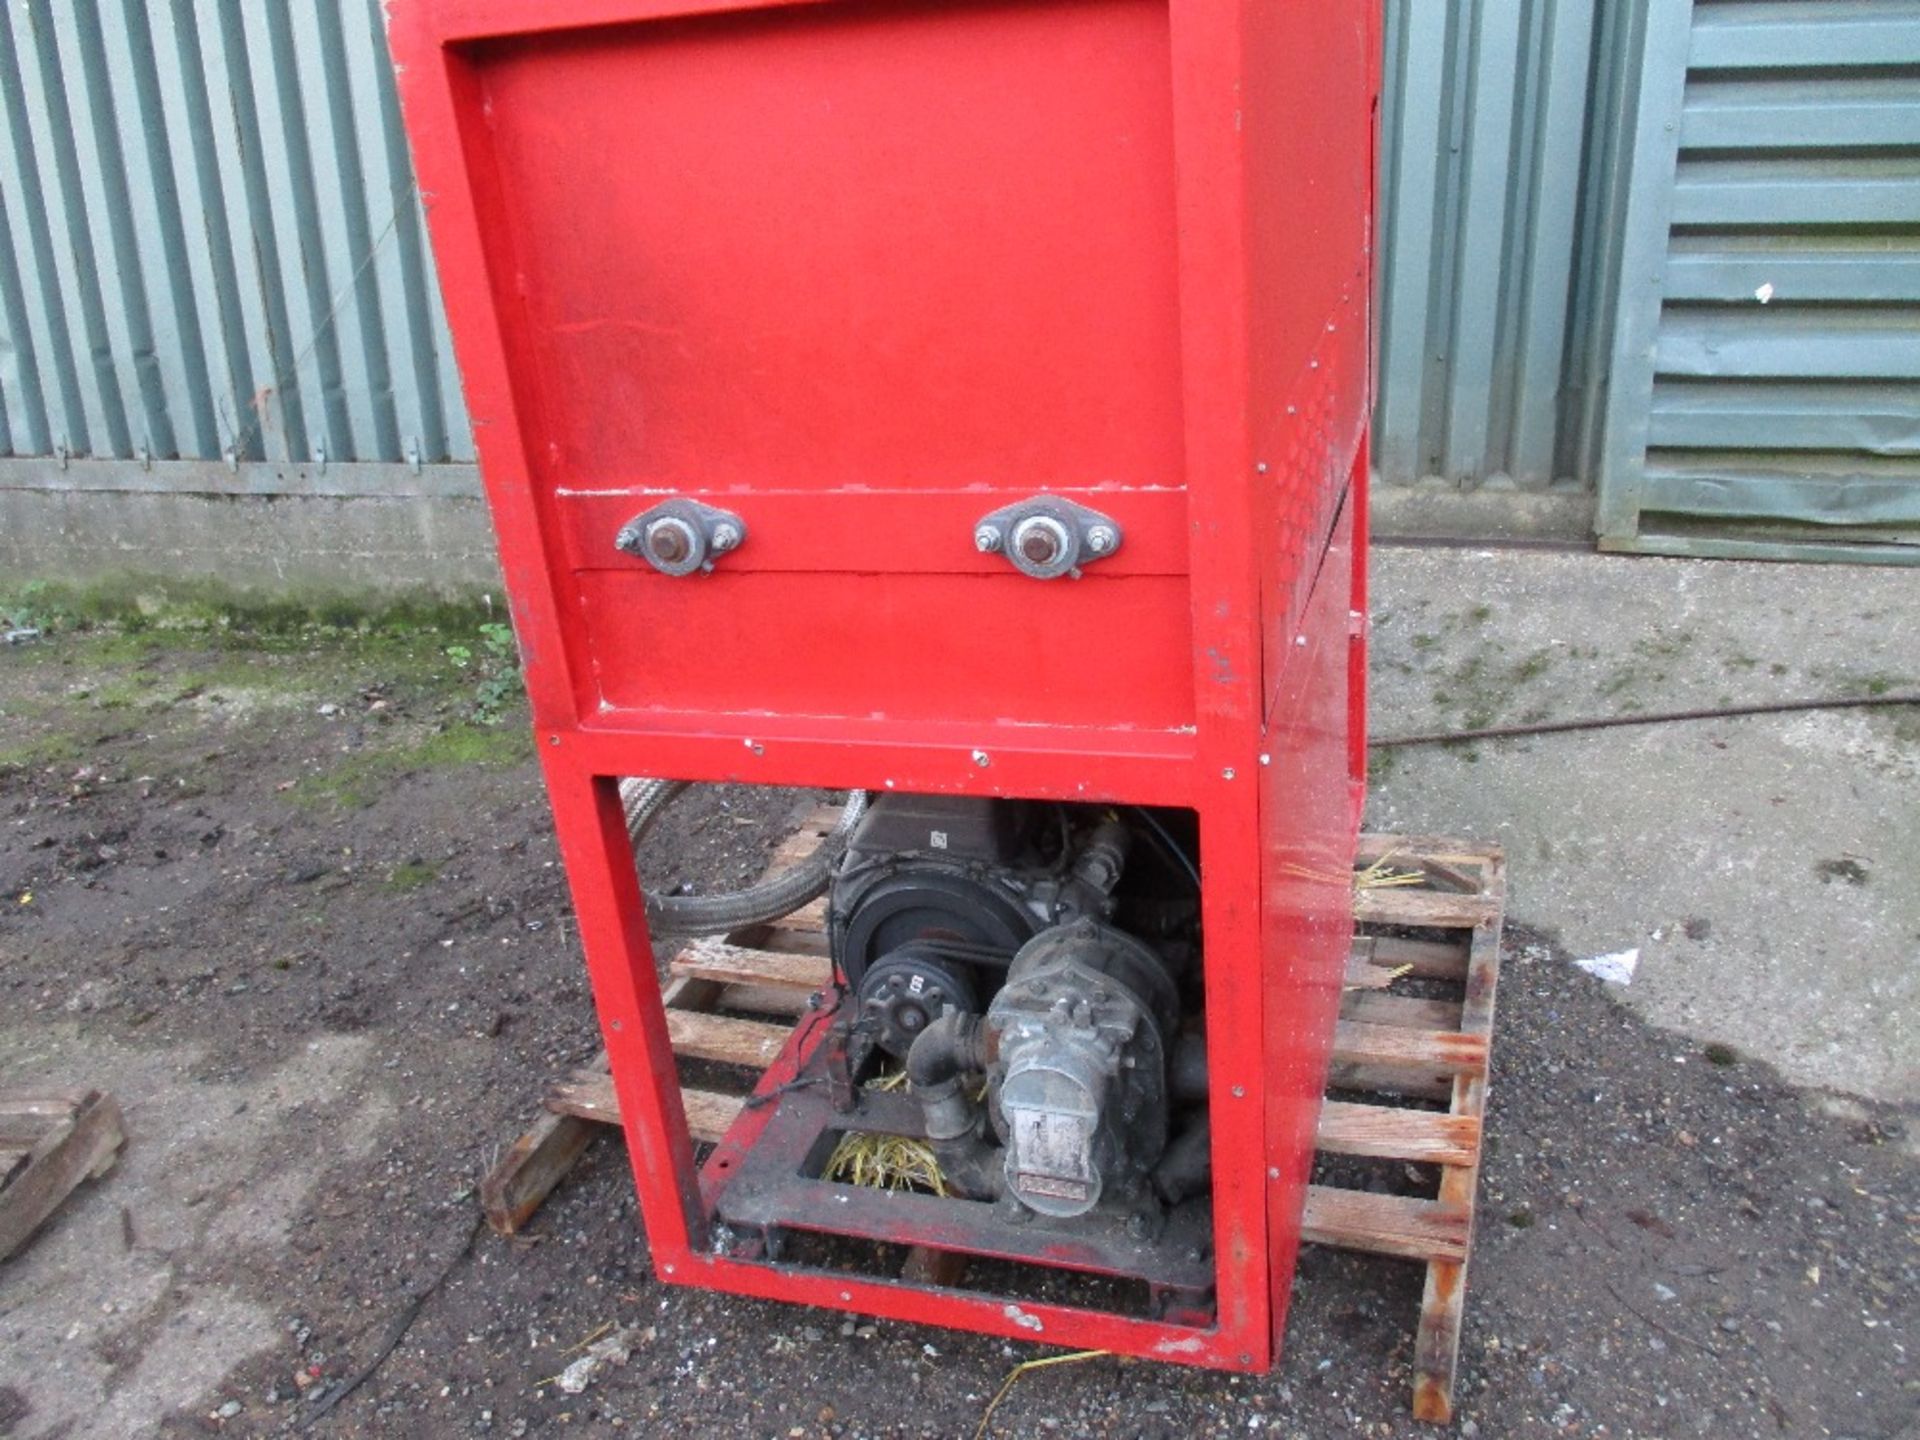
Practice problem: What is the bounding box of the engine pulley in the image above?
[855,944,980,1058]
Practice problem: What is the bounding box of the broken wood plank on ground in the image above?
[0,1089,127,1261]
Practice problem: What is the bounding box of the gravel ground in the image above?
[0,623,1914,1440]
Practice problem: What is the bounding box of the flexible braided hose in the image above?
[617,778,868,936]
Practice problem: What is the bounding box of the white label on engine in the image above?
[929,830,948,849]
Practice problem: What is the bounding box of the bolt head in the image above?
[709,521,741,553]
[1018,527,1060,566]
[1085,525,1117,555]
[974,526,1002,554]
[644,517,695,566]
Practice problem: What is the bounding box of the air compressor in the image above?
[392,0,1376,1370]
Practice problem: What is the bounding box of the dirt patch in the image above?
[1,630,1914,1439]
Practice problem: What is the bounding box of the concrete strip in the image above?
[1365,546,1920,1104]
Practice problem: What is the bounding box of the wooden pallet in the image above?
[1304,834,1504,1423]
[0,1089,127,1261]
[481,827,1503,1422]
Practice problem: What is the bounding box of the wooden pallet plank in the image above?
[1413,845,1504,1424]
[0,1114,62,1149]
[1339,991,1462,1030]
[548,1073,743,1144]
[1331,1021,1488,1078]
[1299,1186,1470,1265]
[665,1010,794,1069]
[480,1109,598,1236]
[717,982,817,1019]
[1326,1064,1454,1104]
[670,940,832,994]
[901,1246,971,1287]
[0,1147,30,1190]
[765,896,828,936]
[1354,887,1500,929]
[1356,834,1501,869]
[0,1092,126,1261]
[755,923,831,959]
[0,1092,92,1118]
[1316,1101,1481,1167]
[1348,936,1470,984]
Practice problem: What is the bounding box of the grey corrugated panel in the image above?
[247,3,353,463]
[1650,379,1920,453]
[1682,77,1920,151]
[104,0,218,459]
[0,15,71,457]
[1656,307,1920,379]
[1374,0,1609,487]
[48,5,157,458]
[1373,0,1452,483]
[1664,241,1920,302]
[1640,462,1920,525]
[1672,157,1920,227]
[1688,0,1920,68]
[1440,0,1525,478]
[429,223,475,464]
[14,3,131,457]
[1600,532,1920,562]
[0,152,41,455]
[1562,0,1650,485]
[297,2,399,463]
[1595,0,1695,542]
[1601,0,1920,557]
[148,0,255,459]
[1505,0,1600,481]
[0,0,478,469]
[196,4,300,462]
[345,0,445,463]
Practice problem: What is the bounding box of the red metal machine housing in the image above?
[391,0,1375,1371]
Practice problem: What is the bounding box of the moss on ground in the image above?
[288,724,532,811]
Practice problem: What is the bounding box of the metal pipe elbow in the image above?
[905,1010,989,1143]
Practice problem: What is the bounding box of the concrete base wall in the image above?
[1,488,505,605]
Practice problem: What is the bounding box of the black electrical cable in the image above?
[1130,805,1201,891]
[1371,692,1920,749]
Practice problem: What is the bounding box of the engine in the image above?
[827,795,1208,1223]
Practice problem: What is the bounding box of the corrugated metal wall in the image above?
[1374,0,1613,488]
[1596,0,1920,560]
[0,0,470,474]
[0,1,1624,504]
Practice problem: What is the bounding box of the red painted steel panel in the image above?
[467,0,1184,492]
[576,571,1197,729]
[391,0,1373,1373]
[1258,492,1360,1351]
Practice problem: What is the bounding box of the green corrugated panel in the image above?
[1600,0,1920,557]
[0,0,472,467]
